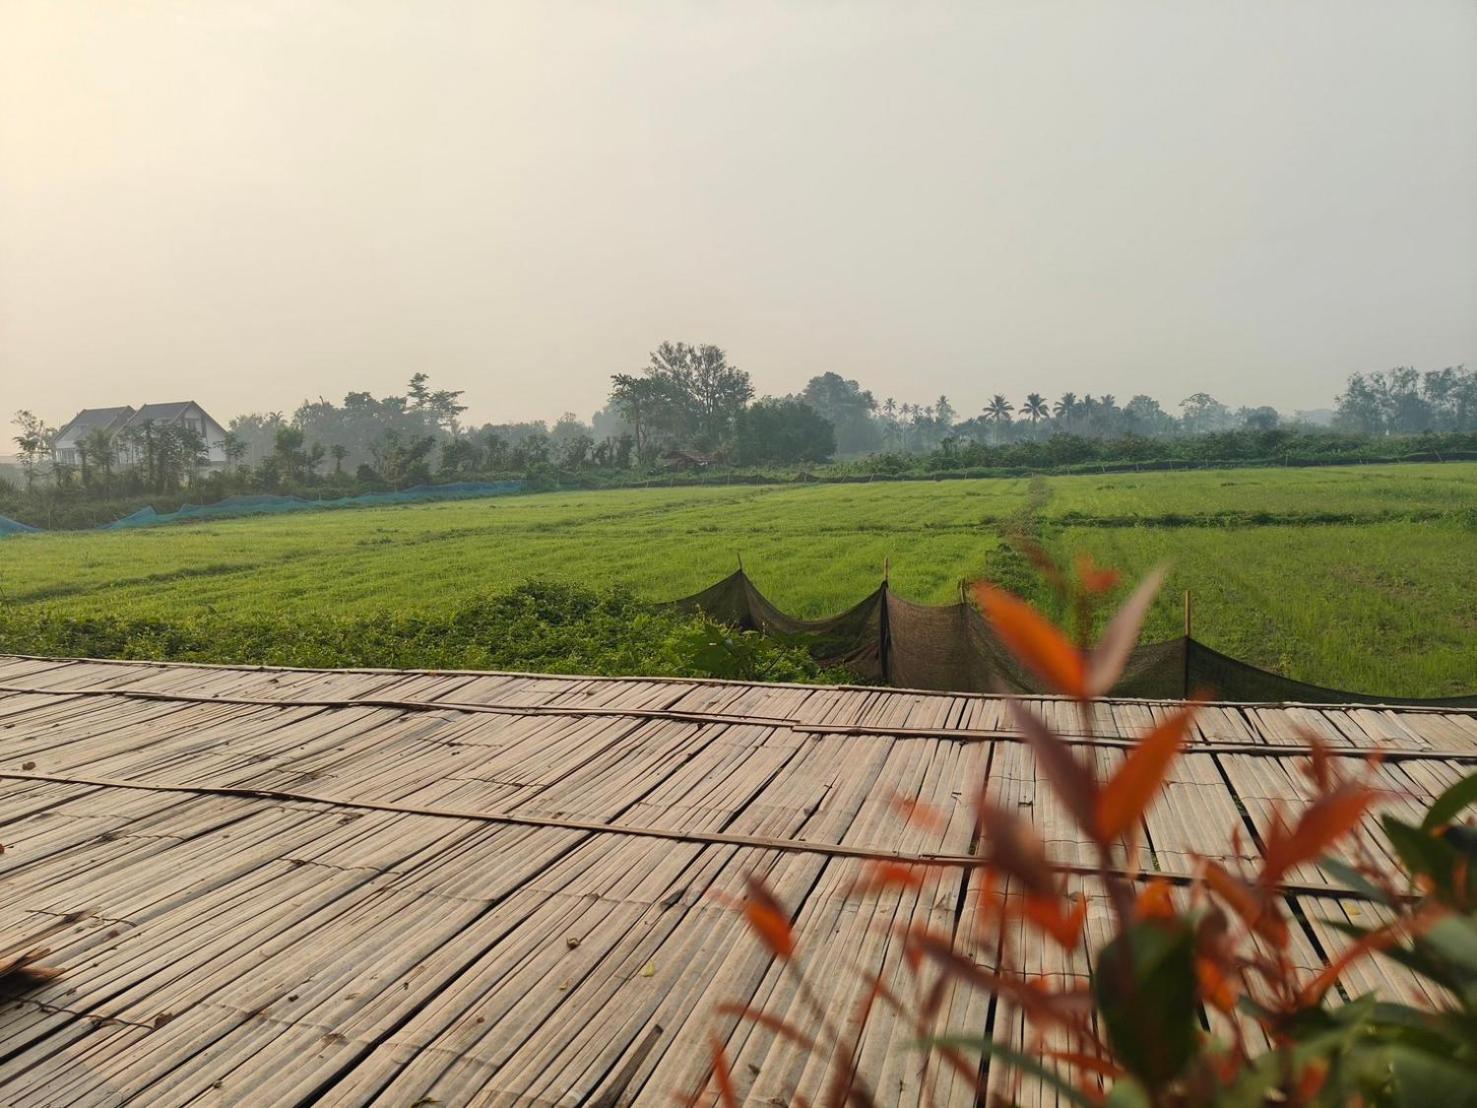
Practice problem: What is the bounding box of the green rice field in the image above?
[2,463,1475,696]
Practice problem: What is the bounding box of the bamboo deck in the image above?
[0,654,1472,1106]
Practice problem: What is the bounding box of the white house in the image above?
[52,406,136,467]
[54,401,231,469]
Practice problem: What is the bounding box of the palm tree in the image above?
[983,394,1014,444]
[1022,393,1048,424]
[1053,392,1079,427]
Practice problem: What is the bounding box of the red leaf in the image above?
[1024,891,1088,949]
[890,794,948,833]
[908,929,1092,1029]
[1042,1049,1123,1079]
[1194,956,1236,1012]
[742,876,795,960]
[978,803,1056,898]
[1294,1059,1330,1102]
[716,1003,818,1051]
[1202,861,1288,946]
[1086,566,1167,697]
[1262,785,1374,884]
[1073,553,1122,596]
[1295,728,1337,793]
[1011,536,1069,596]
[972,583,1087,698]
[1008,699,1099,827]
[848,861,929,897]
[1134,878,1176,922]
[1095,704,1194,842]
[710,1034,739,1108]
[1297,908,1441,1008]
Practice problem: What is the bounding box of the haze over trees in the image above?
[1332,366,1477,435]
[6,348,1475,523]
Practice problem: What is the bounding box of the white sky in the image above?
[2,0,1474,427]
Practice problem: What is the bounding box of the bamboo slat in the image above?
[0,654,1466,1107]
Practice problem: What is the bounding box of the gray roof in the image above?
[54,406,135,443]
[121,401,199,427]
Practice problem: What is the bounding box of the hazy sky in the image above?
[2,1,1474,428]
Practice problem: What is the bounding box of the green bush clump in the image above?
[0,580,847,684]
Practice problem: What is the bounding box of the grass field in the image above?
[2,463,1475,695]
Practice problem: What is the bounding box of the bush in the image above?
[0,580,848,684]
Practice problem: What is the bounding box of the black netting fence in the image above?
[667,570,1477,706]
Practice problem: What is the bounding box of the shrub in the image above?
[0,581,848,685]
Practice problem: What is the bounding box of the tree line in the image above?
[6,348,1474,513]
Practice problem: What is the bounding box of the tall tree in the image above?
[983,395,1014,443]
[647,341,754,447]
[734,398,836,465]
[609,373,673,461]
[1021,393,1048,424]
[1179,392,1233,434]
[11,410,54,491]
[1053,392,1079,426]
[219,431,249,471]
[80,427,117,487]
[984,394,1014,423]
[1122,394,1175,435]
[801,373,881,454]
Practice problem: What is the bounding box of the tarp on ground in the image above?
[668,569,1477,706]
[2,482,524,536]
[0,515,40,536]
[102,481,523,529]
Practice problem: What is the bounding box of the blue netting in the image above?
[101,481,523,530]
[0,482,522,536]
[0,515,40,535]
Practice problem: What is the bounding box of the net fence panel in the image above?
[1185,639,1477,708]
[886,596,1029,693]
[668,570,885,679]
[665,570,1477,706]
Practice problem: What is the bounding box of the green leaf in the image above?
[1422,915,1477,977]
[1442,824,1477,860]
[1094,921,1198,1089]
[1320,856,1393,905]
[1102,1079,1151,1108]
[1423,771,1477,833]
[1388,1043,1477,1107]
[1215,1028,1358,1108]
[1382,815,1458,894]
[1235,994,1279,1024]
[916,1036,1098,1108]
